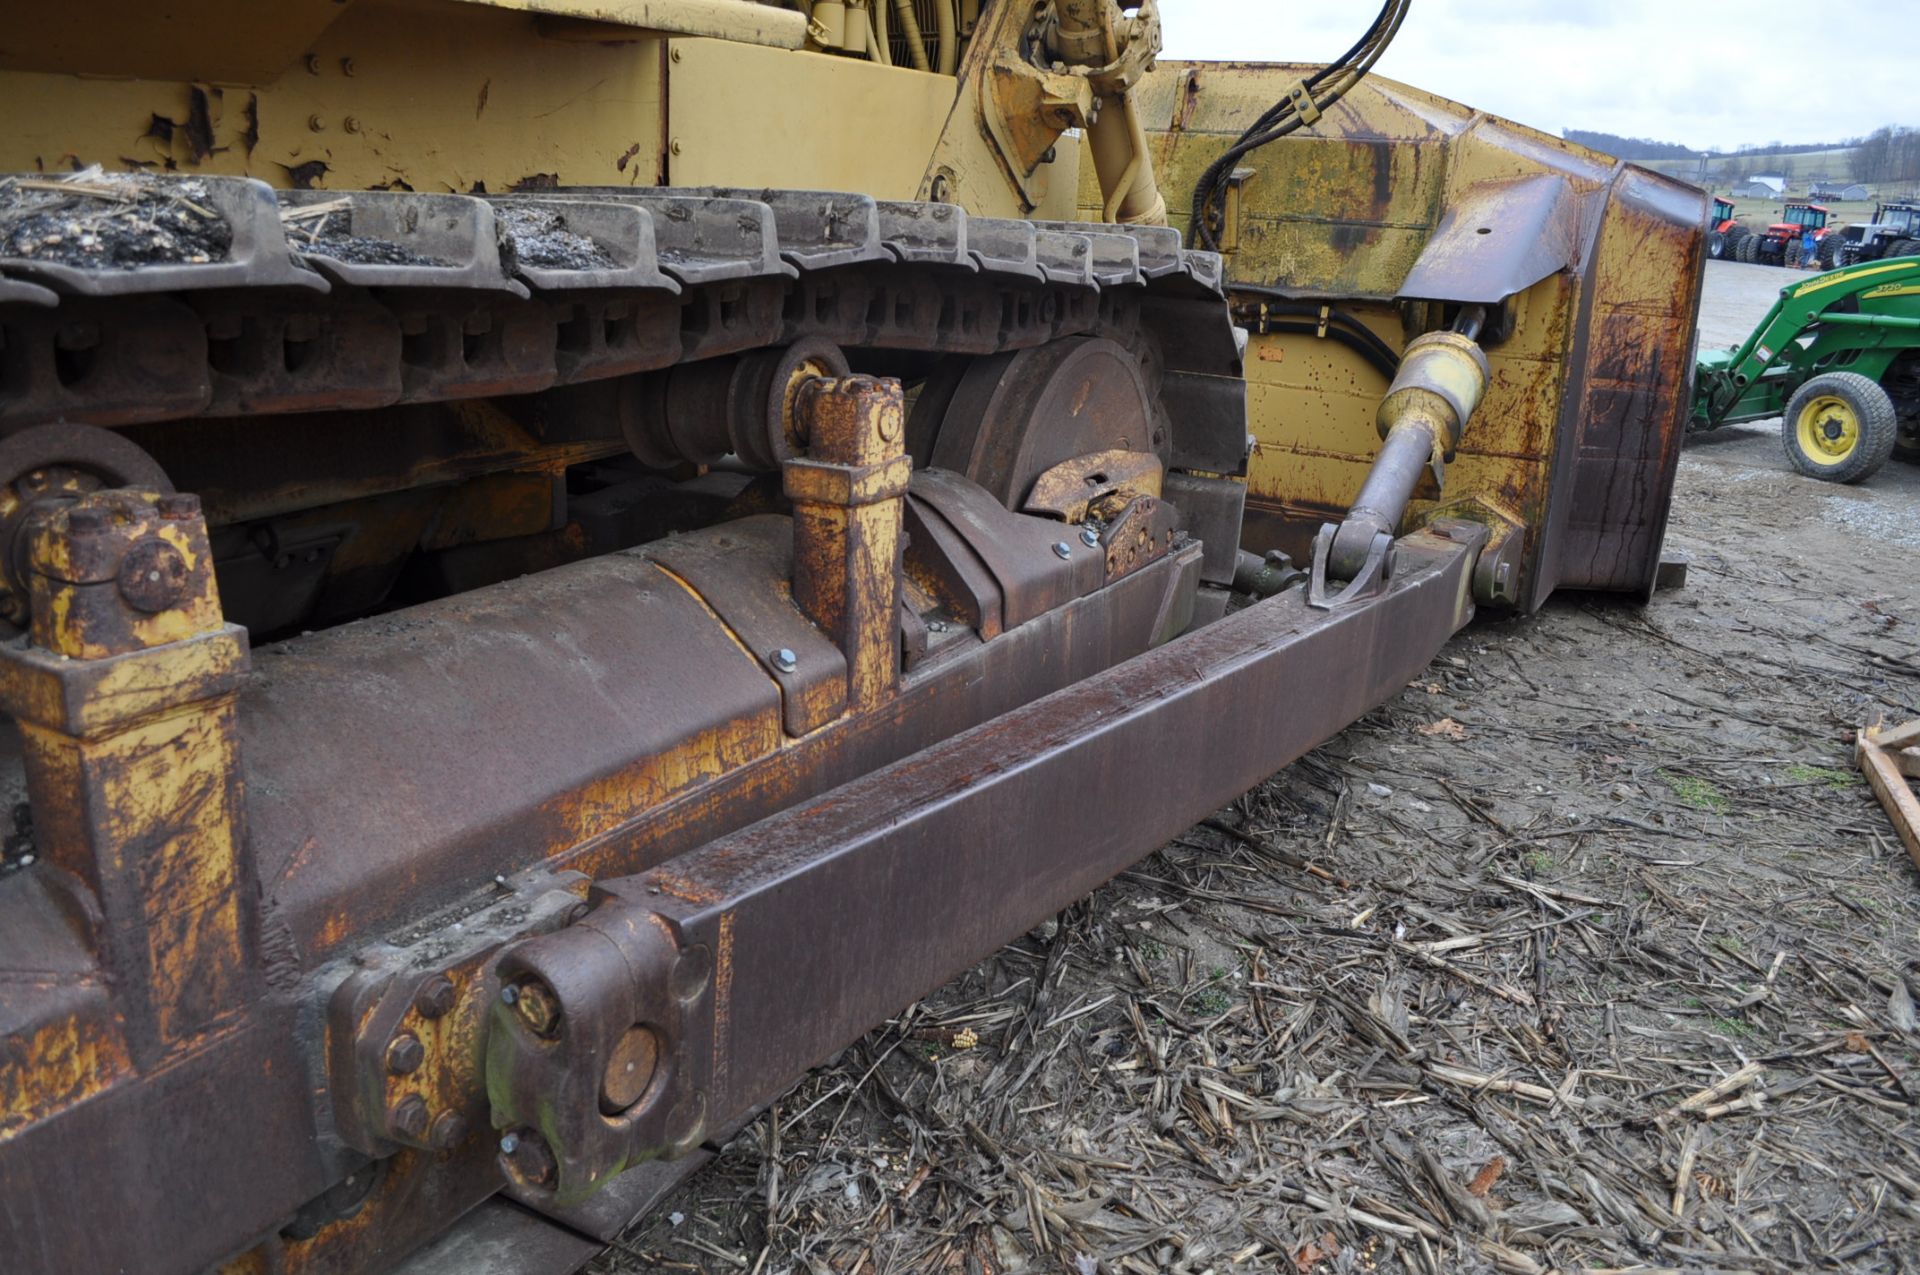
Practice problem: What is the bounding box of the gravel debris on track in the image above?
[279,199,450,267]
[495,204,614,271]
[0,168,231,269]
[604,261,1920,1274]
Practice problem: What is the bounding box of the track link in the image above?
[0,179,1244,469]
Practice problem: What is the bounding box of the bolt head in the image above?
[116,538,190,614]
[156,493,200,521]
[429,1111,468,1151]
[511,979,562,1037]
[499,1128,557,1189]
[770,647,798,674]
[386,1031,425,1075]
[389,1095,430,1142]
[1052,541,1074,560]
[1078,526,1100,548]
[414,975,457,1019]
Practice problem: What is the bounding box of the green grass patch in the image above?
[1785,763,1862,790]
[1663,771,1731,814]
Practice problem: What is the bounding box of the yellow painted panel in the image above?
[0,0,348,82]
[0,0,667,193]
[665,39,955,198]
[453,0,805,46]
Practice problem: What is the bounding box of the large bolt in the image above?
[1052,541,1073,560]
[429,1111,468,1151]
[116,538,189,613]
[769,648,798,674]
[512,979,561,1038]
[386,1031,424,1075]
[157,493,200,521]
[389,1094,430,1142]
[1078,526,1101,548]
[414,975,457,1019]
[499,1128,557,1189]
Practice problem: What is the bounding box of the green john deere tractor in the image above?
[1692,257,1920,482]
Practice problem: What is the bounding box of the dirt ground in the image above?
[607,259,1920,1274]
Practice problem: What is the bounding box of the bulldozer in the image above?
[0,3,1703,1272]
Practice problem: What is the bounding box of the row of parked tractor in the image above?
[1707,196,1920,269]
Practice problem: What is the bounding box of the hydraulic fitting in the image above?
[1327,331,1490,579]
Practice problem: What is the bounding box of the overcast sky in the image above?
[1159,1,1911,152]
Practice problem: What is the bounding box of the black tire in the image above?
[1816,235,1843,269]
[1786,241,1805,269]
[1781,371,1899,483]
[1893,239,1920,258]
[1709,230,1726,259]
[1737,234,1757,264]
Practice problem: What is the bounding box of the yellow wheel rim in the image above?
[1795,395,1860,466]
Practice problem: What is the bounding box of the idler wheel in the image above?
[914,336,1164,509]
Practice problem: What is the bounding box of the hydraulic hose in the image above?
[1190,0,1412,250]
[890,0,929,70]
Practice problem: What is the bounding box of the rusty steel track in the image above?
[0,179,1236,437]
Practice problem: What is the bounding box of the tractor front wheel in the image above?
[1781,372,1898,483]
[1786,241,1805,269]
[1816,236,1843,270]
[1709,231,1726,260]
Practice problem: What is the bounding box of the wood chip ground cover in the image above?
[605,261,1920,1274]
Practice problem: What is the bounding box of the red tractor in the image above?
[1707,195,1749,260]
[1738,201,1838,268]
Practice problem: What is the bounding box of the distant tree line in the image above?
[1561,131,1856,162]
[1561,125,1920,190]
[1561,131,1697,161]
[1852,127,1920,185]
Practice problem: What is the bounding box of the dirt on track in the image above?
[606,260,1920,1275]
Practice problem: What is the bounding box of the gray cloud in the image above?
[1159,1,1912,150]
